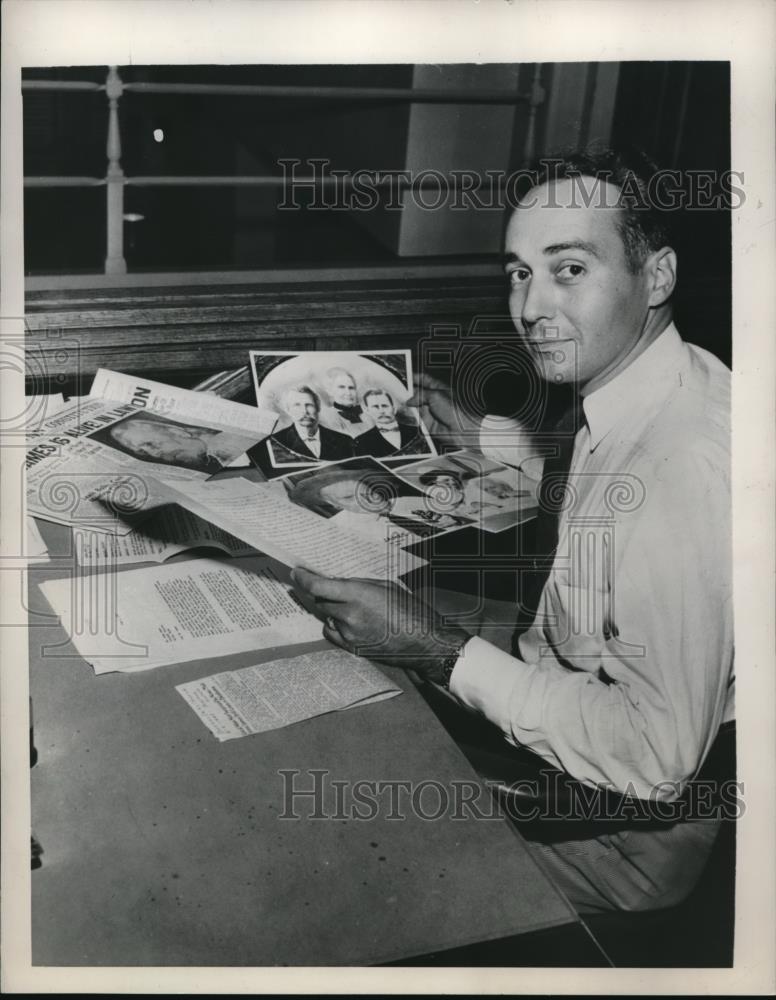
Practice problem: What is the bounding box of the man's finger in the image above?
[408,373,451,409]
[407,386,446,410]
[309,599,355,625]
[413,371,450,391]
[322,620,349,651]
[291,567,354,603]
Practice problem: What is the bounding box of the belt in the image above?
[500,722,737,844]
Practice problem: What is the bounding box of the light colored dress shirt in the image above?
[450,324,733,801]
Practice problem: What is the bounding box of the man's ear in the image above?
[646,247,678,307]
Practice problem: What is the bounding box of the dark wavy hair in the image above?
[513,145,673,274]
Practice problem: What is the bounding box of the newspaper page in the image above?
[90,368,278,437]
[38,555,322,674]
[74,505,258,567]
[24,391,67,434]
[157,476,427,581]
[25,394,267,534]
[176,649,402,740]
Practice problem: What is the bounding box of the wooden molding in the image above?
[25,275,509,393]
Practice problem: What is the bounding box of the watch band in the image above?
[440,635,470,691]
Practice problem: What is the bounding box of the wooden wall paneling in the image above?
[24,277,508,395]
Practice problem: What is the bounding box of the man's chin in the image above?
[532,359,576,384]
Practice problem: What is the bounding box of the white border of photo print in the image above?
[249,350,437,471]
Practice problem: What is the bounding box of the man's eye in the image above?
[507,268,530,286]
[556,263,586,281]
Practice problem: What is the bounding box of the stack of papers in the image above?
[158,477,426,583]
[39,555,323,674]
[26,369,278,534]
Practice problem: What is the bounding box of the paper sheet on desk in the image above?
[157,476,426,582]
[38,555,322,674]
[176,649,401,740]
[74,505,258,567]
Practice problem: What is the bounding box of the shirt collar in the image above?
[582,323,686,451]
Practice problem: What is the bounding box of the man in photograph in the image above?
[354,389,429,459]
[318,367,373,437]
[418,468,508,520]
[292,148,734,915]
[286,465,439,542]
[313,470,418,544]
[269,385,353,463]
[105,414,247,475]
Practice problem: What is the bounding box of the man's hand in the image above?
[408,373,482,452]
[290,567,470,683]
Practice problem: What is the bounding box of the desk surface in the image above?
[28,523,579,967]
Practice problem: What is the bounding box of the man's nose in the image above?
[519,276,554,329]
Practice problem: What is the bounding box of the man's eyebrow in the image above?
[502,240,602,267]
[543,239,601,257]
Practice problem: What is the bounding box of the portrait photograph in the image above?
[249,349,436,470]
[89,411,255,476]
[394,448,540,534]
[277,455,475,541]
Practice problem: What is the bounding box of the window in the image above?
[23,63,553,280]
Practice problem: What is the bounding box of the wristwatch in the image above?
[439,634,470,691]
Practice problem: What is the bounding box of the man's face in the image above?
[365,393,396,426]
[321,478,390,515]
[330,374,357,406]
[111,419,208,465]
[285,391,319,429]
[504,177,654,393]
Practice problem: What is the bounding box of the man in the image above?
[107,414,247,474]
[269,385,353,464]
[319,368,373,437]
[315,471,419,545]
[418,468,506,521]
[287,467,443,541]
[354,389,429,458]
[292,148,733,914]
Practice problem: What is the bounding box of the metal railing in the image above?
[22,66,545,276]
